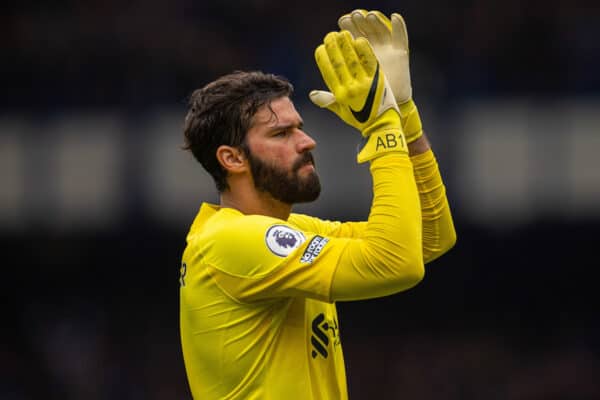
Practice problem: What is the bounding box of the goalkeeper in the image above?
[179,9,455,399]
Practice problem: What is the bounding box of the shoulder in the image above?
[191,211,308,277]
[217,214,308,258]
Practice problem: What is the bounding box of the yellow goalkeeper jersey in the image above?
[179,152,455,399]
[180,204,355,399]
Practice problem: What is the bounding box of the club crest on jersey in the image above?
[265,225,306,257]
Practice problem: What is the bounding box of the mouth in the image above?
[300,163,315,172]
[294,152,316,172]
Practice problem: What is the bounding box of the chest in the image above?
[285,298,342,360]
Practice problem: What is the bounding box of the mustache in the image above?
[292,152,316,172]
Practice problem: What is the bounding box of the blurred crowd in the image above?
[2,0,599,112]
[2,1,600,399]
[2,220,597,399]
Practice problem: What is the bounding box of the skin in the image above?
[217,96,317,221]
[408,133,431,156]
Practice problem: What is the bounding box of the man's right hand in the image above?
[338,10,424,144]
[310,31,408,162]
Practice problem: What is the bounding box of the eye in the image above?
[274,130,288,137]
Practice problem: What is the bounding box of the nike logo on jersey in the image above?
[351,63,380,123]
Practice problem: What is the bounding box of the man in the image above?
[179,10,455,399]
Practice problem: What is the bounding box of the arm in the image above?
[339,10,457,263]
[287,213,366,238]
[409,133,457,263]
[203,32,423,303]
[309,29,425,300]
[290,132,457,263]
[202,134,450,304]
[203,146,423,302]
[329,150,423,300]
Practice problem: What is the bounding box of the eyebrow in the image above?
[268,120,304,132]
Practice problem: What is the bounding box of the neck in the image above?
[220,189,292,221]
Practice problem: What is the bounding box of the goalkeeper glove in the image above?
[310,31,408,163]
[338,10,423,143]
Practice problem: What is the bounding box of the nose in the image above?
[296,129,316,152]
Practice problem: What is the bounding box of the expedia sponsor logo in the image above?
[300,235,329,263]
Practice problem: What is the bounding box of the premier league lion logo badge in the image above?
[265,225,306,257]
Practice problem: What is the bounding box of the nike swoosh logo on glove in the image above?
[351,64,379,123]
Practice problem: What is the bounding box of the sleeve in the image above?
[202,152,424,303]
[291,148,457,265]
[287,213,366,238]
[193,215,347,303]
[410,149,457,263]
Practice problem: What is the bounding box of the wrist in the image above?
[408,132,431,156]
[398,100,423,143]
[357,128,408,164]
[361,108,401,137]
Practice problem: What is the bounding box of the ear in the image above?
[215,145,248,174]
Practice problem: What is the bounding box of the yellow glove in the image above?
[310,31,408,163]
[339,10,423,143]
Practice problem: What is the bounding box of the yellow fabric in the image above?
[330,154,423,300]
[356,117,409,163]
[290,150,456,265]
[410,149,456,262]
[181,205,347,400]
[180,152,423,399]
[399,100,424,143]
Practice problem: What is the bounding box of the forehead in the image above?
[251,96,300,127]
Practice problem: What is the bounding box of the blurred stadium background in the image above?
[2,1,599,398]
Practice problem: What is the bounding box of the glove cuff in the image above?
[399,100,423,143]
[360,107,401,137]
[357,129,409,163]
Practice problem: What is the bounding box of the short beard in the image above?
[246,150,321,204]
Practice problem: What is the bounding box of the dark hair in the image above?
[183,71,294,192]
